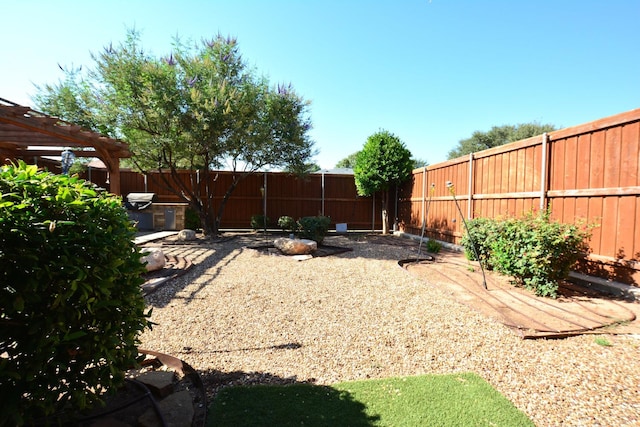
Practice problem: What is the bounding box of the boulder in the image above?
[274,237,317,255]
[177,229,197,241]
[140,248,166,272]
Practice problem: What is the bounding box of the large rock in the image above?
[274,238,317,255]
[177,229,196,241]
[140,248,166,272]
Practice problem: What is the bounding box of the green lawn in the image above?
[207,372,534,426]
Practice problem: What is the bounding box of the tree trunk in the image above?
[381,189,389,234]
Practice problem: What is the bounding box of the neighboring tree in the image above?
[412,157,428,169]
[34,30,315,235]
[285,162,321,174]
[447,122,557,159]
[335,152,359,169]
[353,130,413,234]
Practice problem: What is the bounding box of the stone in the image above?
[140,248,166,272]
[177,229,196,241]
[274,237,317,255]
[138,390,194,427]
[136,371,175,398]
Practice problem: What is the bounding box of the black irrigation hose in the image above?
[446,181,488,290]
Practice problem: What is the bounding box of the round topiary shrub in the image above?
[0,162,151,425]
[297,215,331,244]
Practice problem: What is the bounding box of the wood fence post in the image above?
[540,132,549,211]
[468,153,474,219]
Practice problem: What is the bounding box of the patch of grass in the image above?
[595,336,612,347]
[207,373,534,426]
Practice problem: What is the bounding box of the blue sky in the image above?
[2,0,639,168]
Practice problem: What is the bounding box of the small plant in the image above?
[594,337,612,347]
[461,217,500,269]
[277,215,298,234]
[426,239,442,253]
[0,162,151,425]
[297,215,331,244]
[250,214,270,230]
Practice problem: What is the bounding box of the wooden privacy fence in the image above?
[397,108,640,286]
[90,169,384,231]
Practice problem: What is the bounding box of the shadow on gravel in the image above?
[141,234,249,308]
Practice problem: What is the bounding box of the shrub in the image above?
[462,210,593,298]
[297,215,331,244]
[426,239,442,253]
[250,214,270,230]
[489,210,592,297]
[460,217,500,269]
[277,215,298,233]
[0,162,151,425]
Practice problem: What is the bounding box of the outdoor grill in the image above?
[125,193,155,230]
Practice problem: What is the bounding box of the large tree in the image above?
[447,122,557,160]
[35,30,315,235]
[353,130,413,234]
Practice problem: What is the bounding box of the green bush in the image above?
[250,214,270,230]
[0,162,151,425]
[426,239,442,253]
[460,217,500,268]
[297,215,331,244]
[277,215,298,233]
[463,210,592,298]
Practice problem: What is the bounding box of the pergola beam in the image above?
[0,98,131,195]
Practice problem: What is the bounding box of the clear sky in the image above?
[2,0,639,169]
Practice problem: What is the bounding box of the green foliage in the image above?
[462,210,593,297]
[335,151,359,169]
[297,215,331,244]
[353,130,413,197]
[250,214,270,230]
[185,207,201,230]
[34,29,315,235]
[447,122,558,160]
[426,239,442,253]
[0,162,150,425]
[340,150,425,171]
[594,337,612,347]
[277,215,298,233]
[461,217,502,268]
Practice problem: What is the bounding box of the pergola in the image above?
[0,98,131,195]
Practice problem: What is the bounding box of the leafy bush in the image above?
[462,210,593,298]
[297,215,331,244]
[0,162,151,425]
[250,214,270,230]
[426,239,442,253]
[277,215,298,233]
[460,217,500,269]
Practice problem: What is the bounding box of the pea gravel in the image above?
[139,233,640,427]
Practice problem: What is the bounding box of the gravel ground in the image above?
[139,233,640,427]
